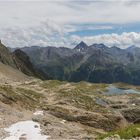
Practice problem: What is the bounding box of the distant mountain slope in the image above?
[12,49,49,79]
[18,46,83,80]
[10,42,140,85]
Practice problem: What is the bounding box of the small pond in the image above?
[105,85,140,95]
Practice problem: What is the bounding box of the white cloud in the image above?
[0,20,67,47]
[0,1,140,48]
[71,32,140,49]
[0,1,140,26]
[1,21,140,49]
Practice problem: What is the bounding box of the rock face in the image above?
[121,107,140,123]
[12,49,37,76]
[74,41,88,52]
[16,42,140,85]
[46,105,123,131]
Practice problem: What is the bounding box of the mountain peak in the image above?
[79,41,87,46]
[74,41,88,51]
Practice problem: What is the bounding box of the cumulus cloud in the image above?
[71,32,140,49]
[1,21,140,49]
[0,1,140,48]
[1,0,140,25]
[0,20,67,47]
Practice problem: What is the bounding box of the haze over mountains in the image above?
[8,41,140,85]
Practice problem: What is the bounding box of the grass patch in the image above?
[0,85,20,103]
[73,82,108,95]
[40,80,65,89]
[0,85,43,109]
[97,124,140,139]
[57,88,108,113]
[16,87,42,102]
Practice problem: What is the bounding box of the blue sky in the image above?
[69,23,140,36]
[0,0,140,48]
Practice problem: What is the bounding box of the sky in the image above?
[0,0,140,48]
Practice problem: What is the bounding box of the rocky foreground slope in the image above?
[0,78,139,139]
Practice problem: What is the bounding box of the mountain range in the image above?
[11,41,140,85]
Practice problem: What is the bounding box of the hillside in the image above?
[0,41,48,80]
[0,62,29,83]
[0,40,16,68]
[12,49,49,80]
